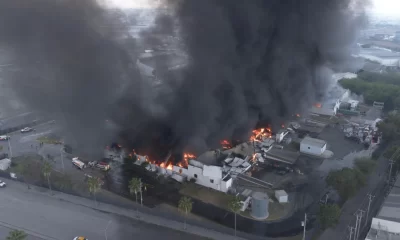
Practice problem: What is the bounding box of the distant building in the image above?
[365,178,400,240]
[356,48,400,68]
[300,137,327,156]
[395,31,400,42]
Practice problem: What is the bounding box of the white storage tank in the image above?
[300,137,327,156]
[251,192,269,220]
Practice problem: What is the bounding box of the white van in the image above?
[72,157,86,170]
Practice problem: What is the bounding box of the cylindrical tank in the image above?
[251,192,269,220]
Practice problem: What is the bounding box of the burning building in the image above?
[133,153,233,192]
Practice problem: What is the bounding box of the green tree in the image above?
[6,230,27,240]
[318,204,341,230]
[87,177,101,206]
[42,161,52,194]
[326,168,365,201]
[354,157,376,175]
[178,196,193,230]
[228,196,242,238]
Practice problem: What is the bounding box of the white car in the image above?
[0,135,10,141]
[20,127,34,133]
[0,180,6,188]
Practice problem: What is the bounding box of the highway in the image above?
[0,179,210,240]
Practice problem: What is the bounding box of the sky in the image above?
[104,0,399,17]
[370,0,400,18]
[101,0,161,9]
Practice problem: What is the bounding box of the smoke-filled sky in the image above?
[0,0,369,158]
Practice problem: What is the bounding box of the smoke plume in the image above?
[0,0,369,157]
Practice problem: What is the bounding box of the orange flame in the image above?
[314,103,322,108]
[220,139,232,149]
[250,127,272,142]
[167,164,173,170]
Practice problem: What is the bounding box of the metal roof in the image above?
[376,178,400,223]
[301,137,326,148]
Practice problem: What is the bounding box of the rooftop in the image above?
[366,178,400,240]
[264,148,300,165]
[301,137,327,148]
[359,48,400,59]
[376,178,400,223]
[309,106,335,116]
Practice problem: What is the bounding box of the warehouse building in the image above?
[366,178,400,240]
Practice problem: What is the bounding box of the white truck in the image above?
[72,157,86,170]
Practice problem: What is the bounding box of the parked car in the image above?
[0,135,10,141]
[20,127,34,133]
[0,180,6,188]
[73,237,88,240]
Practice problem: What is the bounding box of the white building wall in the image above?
[220,178,233,193]
[371,217,400,234]
[187,165,221,191]
[300,142,326,155]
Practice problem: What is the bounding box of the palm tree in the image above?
[228,196,242,238]
[42,161,52,194]
[87,177,101,206]
[129,177,141,204]
[178,196,193,230]
[7,229,27,240]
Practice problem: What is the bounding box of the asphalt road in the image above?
[0,179,211,240]
[0,121,57,157]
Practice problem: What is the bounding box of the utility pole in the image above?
[60,147,65,172]
[348,226,355,240]
[139,178,143,206]
[104,220,112,240]
[354,212,360,240]
[7,137,12,159]
[355,210,365,240]
[365,194,375,227]
[389,160,394,182]
[301,213,307,240]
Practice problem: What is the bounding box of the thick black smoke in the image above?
[0,0,368,158]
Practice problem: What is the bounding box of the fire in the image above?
[281,124,285,128]
[160,162,174,170]
[182,153,196,167]
[314,103,322,108]
[220,139,232,149]
[296,113,300,117]
[250,127,272,142]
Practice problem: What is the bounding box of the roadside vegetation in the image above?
[318,204,341,230]
[8,155,75,193]
[339,72,400,111]
[326,157,376,201]
[7,229,27,240]
[36,135,62,145]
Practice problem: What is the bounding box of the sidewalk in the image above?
[9,180,248,240]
